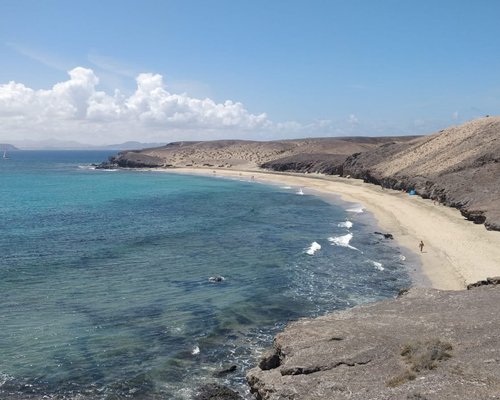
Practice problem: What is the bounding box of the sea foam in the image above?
[338,221,353,229]
[346,205,364,213]
[328,233,359,251]
[371,261,384,271]
[306,241,321,255]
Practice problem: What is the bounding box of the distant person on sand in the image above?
[419,240,424,252]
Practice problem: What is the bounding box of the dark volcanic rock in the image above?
[212,364,238,377]
[98,151,165,168]
[374,231,394,239]
[193,383,243,400]
[247,286,500,400]
[466,276,500,289]
[260,153,346,174]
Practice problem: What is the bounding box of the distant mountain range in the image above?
[3,140,165,150]
[0,143,20,151]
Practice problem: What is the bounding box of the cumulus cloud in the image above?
[0,67,271,144]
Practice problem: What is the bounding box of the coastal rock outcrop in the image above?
[98,151,165,168]
[246,286,500,400]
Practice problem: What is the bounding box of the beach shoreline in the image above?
[159,166,500,290]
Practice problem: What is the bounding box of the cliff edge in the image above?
[247,284,500,400]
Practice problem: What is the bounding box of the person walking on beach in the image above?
[419,240,424,252]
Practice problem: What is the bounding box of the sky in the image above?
[1,0,500,146]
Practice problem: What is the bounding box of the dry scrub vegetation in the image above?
[387,339,453,387]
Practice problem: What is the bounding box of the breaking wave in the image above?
[346,205,364,213]
[305,241,321,255]
[371,261,384,271]
[328,233,359,251]
[338,220,353,229]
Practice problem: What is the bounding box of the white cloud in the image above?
[0,67,272,144]
[348,114,359,125]
[0,66,450,145]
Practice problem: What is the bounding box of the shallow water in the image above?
[0,151,411,399]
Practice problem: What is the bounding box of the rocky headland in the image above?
[0,143,19,151]
[247,283,500,400]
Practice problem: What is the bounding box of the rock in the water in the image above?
[374,231,394,239]
[212,365,238,377]
[193,383,243,400]
[208,275,225,283]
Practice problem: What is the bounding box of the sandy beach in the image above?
[165,167,500,290]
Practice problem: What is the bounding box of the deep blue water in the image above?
[0,151,411,399]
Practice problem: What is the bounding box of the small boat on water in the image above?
[2,150,9,159]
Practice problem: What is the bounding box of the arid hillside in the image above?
[342,117,500,230]
[103,136,417,170]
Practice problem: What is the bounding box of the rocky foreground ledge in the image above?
[247,284,500,400]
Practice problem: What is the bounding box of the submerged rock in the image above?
[194,383,243,400]
[212,364,238,377]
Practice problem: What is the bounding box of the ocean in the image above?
[0,151,411,399]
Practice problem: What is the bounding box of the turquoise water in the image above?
[0,151,411,399]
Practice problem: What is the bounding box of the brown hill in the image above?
[102,137,417,170]
[342,117,500,230]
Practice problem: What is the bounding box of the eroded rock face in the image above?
[246,286,500,400]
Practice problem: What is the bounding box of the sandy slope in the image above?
[164,167,500,290]
[342,117,500,230]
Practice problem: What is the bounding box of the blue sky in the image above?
[1,0,499,145]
